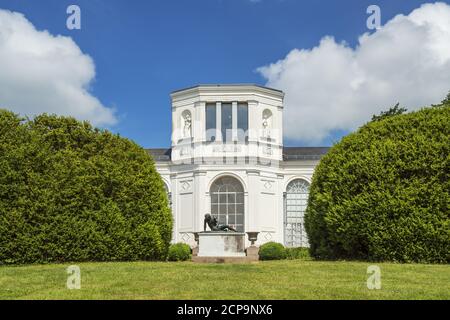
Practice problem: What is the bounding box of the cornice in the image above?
[171,84,285,102]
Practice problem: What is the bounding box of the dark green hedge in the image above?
[0,110,172,264]
[167,243,191,261]
[305,105,449,263]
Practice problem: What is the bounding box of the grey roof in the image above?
[146,148,171,162]
[146,146,330,162]
[171,84,283,94]
[282,147,330,161]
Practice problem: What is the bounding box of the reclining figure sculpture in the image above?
[204,213,237,232]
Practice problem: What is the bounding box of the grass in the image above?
[0,260,448,300]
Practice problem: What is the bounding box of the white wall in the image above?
[156,162,319,248]
[154,85,320,248]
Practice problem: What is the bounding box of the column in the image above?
[246,169,260,233]
[232,101,238,141]
[216,102,222,142]
[247,100,258,143]
[194,102,205,163]
[194,101,205,143]
[247,100,258,165]
[194,171,207,232]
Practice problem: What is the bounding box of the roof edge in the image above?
[170,84,284,98]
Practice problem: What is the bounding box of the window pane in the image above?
[219,204,227,215]
[206,103,216,142]
[221,103,232,142]
[237,103,248,142]
[218,215,227,225]
[236,193,244,204]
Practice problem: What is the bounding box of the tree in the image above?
[0,111,172,264]
[305,105,449,263]
[371,103,407,122]
[441,90,450,105]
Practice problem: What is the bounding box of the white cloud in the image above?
[0,10,117,126]
[258,2,450,144]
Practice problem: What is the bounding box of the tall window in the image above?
[221,103,232,142]
[285,179,310,247]
[205,103,216,142]
[210,176,245,232]
[205,101,248,143]
[237,103,248,142]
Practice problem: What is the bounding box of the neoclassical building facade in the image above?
[148,84,329,248]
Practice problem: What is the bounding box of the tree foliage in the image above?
[371,103,407,122]
[0,110,172,264]
[442,91,450,105]
[305,105,449,263]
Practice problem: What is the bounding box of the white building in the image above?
[148,84,329,248]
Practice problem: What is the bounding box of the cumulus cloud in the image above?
[0,10,117,126]
[258,2,450,143]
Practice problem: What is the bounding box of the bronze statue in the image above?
[204,214,237,232]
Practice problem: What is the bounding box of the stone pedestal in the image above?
[197,232,246,257]
[192,231,261,263]
[245,246,260,262]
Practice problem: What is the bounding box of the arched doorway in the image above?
[284,179,310,247]
[210,176,245,232]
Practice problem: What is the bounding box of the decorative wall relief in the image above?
[181,233,191,242]
[262,109,273,139]
[263,180,274,191]
[263,232,273,241]
[180,180,192,192]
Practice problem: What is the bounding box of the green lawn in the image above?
[0,260,448,300]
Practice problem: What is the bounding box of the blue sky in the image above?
[0,0,449,147]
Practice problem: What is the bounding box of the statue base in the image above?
[192,232,259,263]
[197,232,246,257]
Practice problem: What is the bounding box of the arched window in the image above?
[284,179,310,247]
[210,176,245,232]
[163,182,171,207]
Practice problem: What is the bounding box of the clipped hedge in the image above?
[286,247,311,260]
[259,242,287,260]
[0,111,172,264]
[305,105,450,263]
[167,243,191,261]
